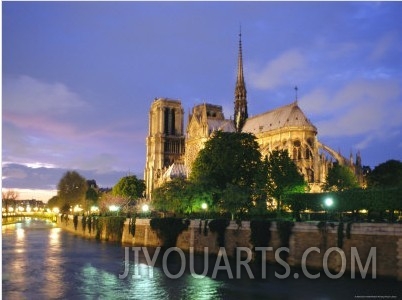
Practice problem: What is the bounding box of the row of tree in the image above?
[152,131,402,219]
[47,171,145,214]
[152,131,307,219]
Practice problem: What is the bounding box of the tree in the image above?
[367,159,402,188]
[85,180,100,209]
[47,195,62,210]
[265,149,307,210]
[191,131,262,190]
[112,175,145,205]
[57,171,87,211]
[190,131,263,215]
[2,189,19,212]
[322,163,359,192]
[98,192,127,214]
[220,184,250,220]
[152,178,192,214]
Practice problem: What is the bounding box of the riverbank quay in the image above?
[56,215,402,281]
[2,212,57,225]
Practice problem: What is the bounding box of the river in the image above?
[2,219,401,299]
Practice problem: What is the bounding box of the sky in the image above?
[2,1,402,201]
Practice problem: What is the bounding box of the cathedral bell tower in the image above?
[234,30,248,132]
[144,98,185,199]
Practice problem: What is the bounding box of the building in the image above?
[144,33,363,198]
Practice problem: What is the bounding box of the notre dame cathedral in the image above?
[144,33,363,199]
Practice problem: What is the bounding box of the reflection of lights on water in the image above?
[49,228,61,246]
[16,228,25,240]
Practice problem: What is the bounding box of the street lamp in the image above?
[141,204,150,218]
[109,205,119,212]
[324,197,333,221]
[142,204,149,213]
[324,197,333,208]
[201,202,208,219]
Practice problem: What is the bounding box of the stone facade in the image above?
[144,98,185,197]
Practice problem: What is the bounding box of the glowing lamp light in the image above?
[201,203,208,210]
[142,204,149,212]
[109,205,119,212]
[73,205,83,213]
[324,197,334,207]
[26,205,32,212]
[90,206,99,213]
[52,207,60,214]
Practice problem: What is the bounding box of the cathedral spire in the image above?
[234,27,248,132]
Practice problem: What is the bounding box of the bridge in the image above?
[2,212,58,225]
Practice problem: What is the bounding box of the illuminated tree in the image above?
[323,163,359,192]
[57,171,87,211]
[112,175,145,205]
[265,149,307,210]
[190,131,263,215]
[98,192,127,214]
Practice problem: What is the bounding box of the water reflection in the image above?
[3,220,401,299]
[43,227,66,299]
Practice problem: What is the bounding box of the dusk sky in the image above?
[3,2,402,201]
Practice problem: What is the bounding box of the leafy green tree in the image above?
[220,184,249,220]
[265,149,307,210]
[112,175,145,204]
[367,159,402,188]
[322,163,359,192]
[190,131,263,214]
[191,131,262,190]
[152,178,206,214]
[57,171,87,211]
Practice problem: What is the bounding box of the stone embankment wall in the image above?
[57,216,402,280]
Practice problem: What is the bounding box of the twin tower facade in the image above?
[144,34,362,198]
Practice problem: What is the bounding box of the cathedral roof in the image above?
[162,162,187,180]
[207,119,236,133]
[242,101,317,134]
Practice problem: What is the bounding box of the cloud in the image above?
[2,75,141,173]
[248,49,308,90]
[300,79,402,149]
[3,75,86,116]
[2,163,130,193]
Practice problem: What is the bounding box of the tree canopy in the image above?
[57,171,87,211]
[152,178,196,214]
[190,131,263,216]
[367,159,402,188]
[264,149,307,210]
[322,163,359,192]
[112,175,145,202]
[191,131,262,190]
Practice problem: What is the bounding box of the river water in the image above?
[2,219,401,299]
